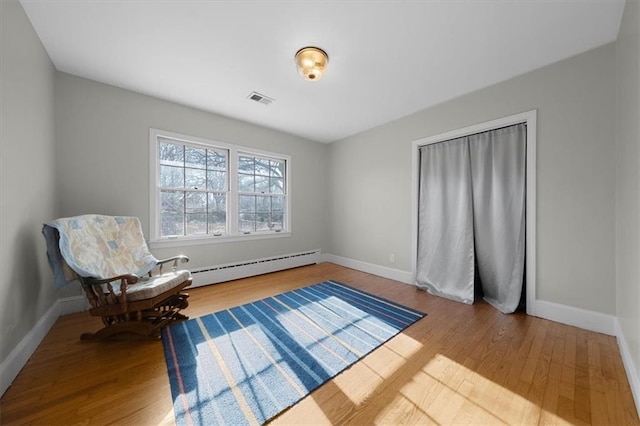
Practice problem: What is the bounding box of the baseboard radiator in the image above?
[189,249,321,288]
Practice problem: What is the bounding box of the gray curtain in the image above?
[416,137,475,305]
[416,123,526,314]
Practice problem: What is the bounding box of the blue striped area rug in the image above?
[162,280,426,425]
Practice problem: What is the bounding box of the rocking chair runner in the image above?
[43,214,192,340]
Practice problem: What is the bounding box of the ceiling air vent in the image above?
[247,91,275,106]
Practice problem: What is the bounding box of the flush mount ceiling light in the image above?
[295,47,328,81]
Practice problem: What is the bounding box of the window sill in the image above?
[148,231,292,249]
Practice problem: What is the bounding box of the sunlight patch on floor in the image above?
[272,396,334,425]
[159,408,176,425]
[372,353,572,425]
[333,332,424,405]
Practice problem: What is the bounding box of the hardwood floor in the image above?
[1,263,638,425]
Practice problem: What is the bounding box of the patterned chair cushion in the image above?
[117,270,191,302]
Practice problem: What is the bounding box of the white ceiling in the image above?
[20,0,625,143]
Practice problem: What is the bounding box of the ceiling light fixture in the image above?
[295,47,328,81]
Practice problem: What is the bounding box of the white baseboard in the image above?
[534,299,616,336]
[190,249,321,288]
[615,319,640,418]
[0,294,90,397]
[322,253,413,284]
[321,253,617,337]
[0,299,60,397]
[58,295,88,314]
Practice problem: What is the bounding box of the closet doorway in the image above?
[410,110,537,315]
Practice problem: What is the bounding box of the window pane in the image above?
[239,213,255,232]
[208,193,226,235]
[270,177,284,194]
[161,213,184,237]
[207,171,226,191]
[239,195,255,212]
[238,174,254,192]
[255,213,270,231]
[185,188,206,235]
[186,194,207,235]
[271,196,284,212]
[186,191,206,213]
[255,176,269,193]
[271,212,284,230]
[186,213,207,235]
[160,190,184,236]
[207,150,226,170]
[185,168,206,189]
[256,195,270,212]
[270,160,285,178]
[238,156,254,174]
[185,146,206,169]
[159,142,183,165]
[255,158,270,176]
[208,192,226,212]
[160,165,184,188]
[161,190,184,213]
[208,212,226,235]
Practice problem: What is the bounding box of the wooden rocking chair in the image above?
[43,214,192,340]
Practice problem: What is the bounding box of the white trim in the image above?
[410,139,420,283]
[535,299,615,336]
[149,128,160,239]
[322,253,413,284]
[0,294,90,397]
[411,110,537,316]
[615,319,640,418]
[58,295,89,314]
[323,254,614,339]
[0,300,59,397]
[149,230,291,249]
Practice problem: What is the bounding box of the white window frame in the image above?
[149,128,291,248]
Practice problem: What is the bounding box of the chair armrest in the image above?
[156,255,189,273]
[81,274,139,311]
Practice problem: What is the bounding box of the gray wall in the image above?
[0,1,59,362]
[54,73,329,296]
[616,0,640,393]
[328,43,617,315]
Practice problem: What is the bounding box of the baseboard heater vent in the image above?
[189,249,321,288]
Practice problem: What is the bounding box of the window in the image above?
[237,154,286,233]
[158,140,228,237]
[150,129,290,246]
